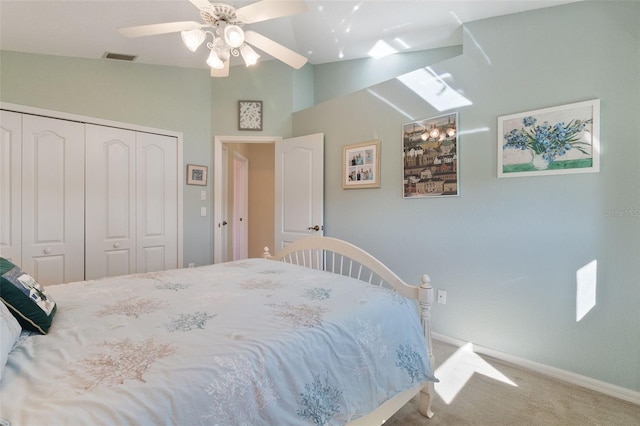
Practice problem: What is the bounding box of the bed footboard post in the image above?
[418,274,435,419]
[263,246,272,259]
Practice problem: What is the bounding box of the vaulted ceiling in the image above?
[0,1,580,70]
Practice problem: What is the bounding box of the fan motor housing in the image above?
[201,3,243,27]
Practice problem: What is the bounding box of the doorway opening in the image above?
[213,135,281,264]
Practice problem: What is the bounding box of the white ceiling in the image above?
[0,0,580,71]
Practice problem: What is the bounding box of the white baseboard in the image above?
[432,332,640,406]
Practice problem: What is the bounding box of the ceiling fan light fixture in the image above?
[181,28,206,52]
[240,44,260,66]
[212,37,231,61]
[224,25,245,48]
[119,0,310,78]
[206,49,225,69]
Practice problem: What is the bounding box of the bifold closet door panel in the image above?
[21,115,85,285]
[85,124,136,280]
[0,110,22,267]
[136,132,178,273]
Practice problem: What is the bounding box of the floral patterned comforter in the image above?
[0,259,436,425]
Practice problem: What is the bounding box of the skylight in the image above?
[368,40,397,59]
[396,67,472,112]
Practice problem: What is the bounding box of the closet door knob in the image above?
[44,248,52,254]
[113,242,121,248]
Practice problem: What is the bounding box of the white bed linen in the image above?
[0,259,435,425]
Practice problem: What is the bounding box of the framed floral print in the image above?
[498,99,600,177]
[238,100,263,131]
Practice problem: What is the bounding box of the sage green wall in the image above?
[313,46,463,105]
[292,63,315,112]
[210,60,297,137]
[0,51,213,268]
[293,1,640,392]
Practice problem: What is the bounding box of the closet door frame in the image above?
[0,110,22,266]
[0,102,184,275]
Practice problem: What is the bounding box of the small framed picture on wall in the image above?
[187,164,208,186]
[342,140,380,189]
[238,100,263,131]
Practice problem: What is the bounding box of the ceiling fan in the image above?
[118,0,308,77]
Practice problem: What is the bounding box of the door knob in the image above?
[308,225,320,231]
[44,248,52,254]
[113,242,121,248]
[222,221,228,226]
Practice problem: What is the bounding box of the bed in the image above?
[0,236,437,425]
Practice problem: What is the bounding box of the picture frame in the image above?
[186,164,208,186]
[498,99,600,178]
[402,112,459,198]
[342,140,380,189]
[238,100,263,131]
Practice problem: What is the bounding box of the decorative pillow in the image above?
[0,258,57,334]
[0,300,22,380]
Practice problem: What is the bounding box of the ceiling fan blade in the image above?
[236,0,308,24]
[244,30,307,69]
[118,21,202,38]
[210,61,230,78]
[188,0,212,10]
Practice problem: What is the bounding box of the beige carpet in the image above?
[385,339,640,425]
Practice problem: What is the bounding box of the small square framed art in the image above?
[343,140,380,189]
[186,164,208,186]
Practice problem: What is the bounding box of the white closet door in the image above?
[0,111,22,266]
[85,124,136,280]
[21,115,84,285]
[136,132,178,273]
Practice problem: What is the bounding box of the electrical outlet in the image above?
[200,207,207,216]
[437,289,447,304]
[188,263,195,268]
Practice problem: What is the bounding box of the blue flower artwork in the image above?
[499,100,600,177]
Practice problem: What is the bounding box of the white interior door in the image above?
[21,114,85,285]
[136,132,178,273]
[220,145,229,262]
[275,133,324,251]
[0,110,22,266]
[85,124,136,279]
[232,152,248,260]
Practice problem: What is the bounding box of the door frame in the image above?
[213,135,281,264]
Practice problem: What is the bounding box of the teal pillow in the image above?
[0,258,57,334]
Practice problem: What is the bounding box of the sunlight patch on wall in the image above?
[450,12,492,65]
[435,342,517,404]
[576,260,597,321]
[366,88,414,120]
[457,127,490,136]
